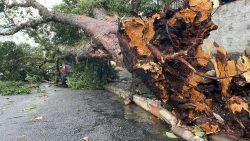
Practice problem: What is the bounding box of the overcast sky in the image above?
[0,0,62,46]
[36,0,62,9]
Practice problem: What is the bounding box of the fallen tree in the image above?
[0,0,249,139]
[56,42,111,64]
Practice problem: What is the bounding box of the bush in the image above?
[67,59,118,90]
[25,74,41,84]
[0,41,51,82]
[139,0,161,16]
[0,41,25,80]
[0,81,31,96]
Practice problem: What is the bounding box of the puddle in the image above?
[39,83,51,88]
[124,104,161,124]
[123,103,182,140]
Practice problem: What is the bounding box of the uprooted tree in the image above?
[1,0,250,139]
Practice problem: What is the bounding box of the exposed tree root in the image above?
[118,0,250,139]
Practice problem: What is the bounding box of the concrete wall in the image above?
[211,0,220,8]
[203,0,250,54]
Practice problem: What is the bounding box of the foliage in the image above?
[99,0,170,17]
[41,62,58,81]
[51,0,95,46]
[51,22,88,46]
[48,0,173,48]
[0,81,31,96]
[67,59,118,90]
[25,74,41,84]
[0,41,26,80]
[54,0,131,17]
[21,47,48,83]
[139,0,161,16]
[0,41,52,82]
[0,1,4,12]
[165,132,178,138]
[97,0,130,17]
[54,0,95,16]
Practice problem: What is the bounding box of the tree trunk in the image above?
[57,42,111,63]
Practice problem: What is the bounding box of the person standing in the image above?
[59,63,68,87]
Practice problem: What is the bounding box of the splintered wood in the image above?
[237,52,250,83]
[211,41,237,98]
[226,96,250,115]
[118,0,250,138]
[121,14,160,57]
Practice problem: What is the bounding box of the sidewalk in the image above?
[105,69,204,141]
[105,68,244,141]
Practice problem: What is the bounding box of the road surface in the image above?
[0,83,180,141]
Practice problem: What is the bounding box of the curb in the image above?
[105,82,204,141]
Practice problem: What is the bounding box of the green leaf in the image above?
[194,131,205,137]
[165,132,178,138]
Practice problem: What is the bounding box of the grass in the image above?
[0,81,32,96]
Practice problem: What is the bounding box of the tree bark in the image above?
[57,43,111,63]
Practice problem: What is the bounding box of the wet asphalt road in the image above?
[0,84,179,141]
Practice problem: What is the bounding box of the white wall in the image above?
[212,0,220,8]
[203,0,250,54]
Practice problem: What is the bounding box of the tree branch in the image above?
[178,57,250,80]
[6,1,33,9]
[147,43,188,63]
[3,0,123,65]
[93,8,116,22]
[0,19,48,35]
[57,43,111,63]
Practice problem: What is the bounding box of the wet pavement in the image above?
[0,84,181,141]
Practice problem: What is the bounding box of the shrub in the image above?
[0,81,31,96]
[25,74,41,84]
[67,59,118,90]
[0,41,25,80]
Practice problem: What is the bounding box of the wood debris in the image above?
[236,51,250,83]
